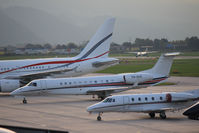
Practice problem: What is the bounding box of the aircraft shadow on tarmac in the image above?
[97,117,186,123]
[12,97,100,105]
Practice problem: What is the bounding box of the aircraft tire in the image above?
[23,98,27,104]
[149,112,155,118]
[160,112,166,119]
[97,116,101,121]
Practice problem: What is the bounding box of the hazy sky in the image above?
[0,0,199,44]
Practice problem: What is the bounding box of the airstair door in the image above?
[40,80,47,93]
[123,96,130,111]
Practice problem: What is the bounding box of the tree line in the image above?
[5,36,199,54]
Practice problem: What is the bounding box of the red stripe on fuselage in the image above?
[0,51,109,74]
[142,77,167,84]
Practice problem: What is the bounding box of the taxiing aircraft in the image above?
[0,18,118,92]
[87,89,199,121]
[11,52,179,103]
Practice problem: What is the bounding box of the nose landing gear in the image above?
[97,112,103,121]
[23,97,27,104]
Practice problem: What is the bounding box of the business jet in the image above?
[87,89,199,121]
[11,52,179,104]
[0,18,118,92]
[183,102,199,120]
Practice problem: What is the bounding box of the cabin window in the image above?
[145,97,148,101]
[113,99,115,102]
[152,97,155,100]
[160,96,163,100]
[32,82,37,86]
[60,82,63,85]
[79,81,82,84]
[106,80,109,83]
[138,97,141,101]
[65,82,67,85]
[94,81,97,83]
[131,98,134,102]
[69,82,72,85]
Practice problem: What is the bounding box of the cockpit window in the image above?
[28,82,37,87]
[103,98,115,103]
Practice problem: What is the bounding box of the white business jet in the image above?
[87,89,199,121]
[11,52,179,104]
[0,18,118,92]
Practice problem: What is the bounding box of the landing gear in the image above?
[23,97,27,104]
[149,112,155,118]
[97,112,103,121]
[160,112,166,119]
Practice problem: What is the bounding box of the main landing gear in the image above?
[159,112,166,119]
[97,112,103,121]
[148,112,166,119]
[149,112,155,118]
[23,97,27,104]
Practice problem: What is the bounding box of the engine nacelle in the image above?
[0,79,20,92]
[123,73,153,84]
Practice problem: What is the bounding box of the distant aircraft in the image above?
[183,102,199,120]
[87,89,199,121]
[136,48,149,57]
[129,48,157,57]
[11,52,179,104]
[0,18,118,92]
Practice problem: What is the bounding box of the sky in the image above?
[0,0,199,44]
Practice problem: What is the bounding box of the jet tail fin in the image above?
[141,52,180,77]
[76,18,115,59]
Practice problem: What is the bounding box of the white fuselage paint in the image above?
[87,90,199,113]
[11,72,160,96]
[0,57,117,78]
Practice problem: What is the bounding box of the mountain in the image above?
[4,6,84,45]
[0,8,44,46]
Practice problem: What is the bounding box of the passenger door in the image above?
[40,80,47,92]
[123,96,130,111]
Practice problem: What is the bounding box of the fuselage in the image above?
[11,72,167,96]
[87,91,199,113]
[0,56,117,78]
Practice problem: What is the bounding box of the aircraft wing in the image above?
[142,108,173,113]
[92,58,119,68]
[87,85,148,95]
[9,67,74,83]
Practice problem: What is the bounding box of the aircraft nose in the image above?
[10,88,21,96]
[10,90,18,96]
[87,105,94,112]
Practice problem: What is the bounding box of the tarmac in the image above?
[0,76,199,133]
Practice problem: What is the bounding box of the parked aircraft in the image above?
[87,89,199,121]
[0,18,118,92]
[183,102,199,120]
[11,52,179,104]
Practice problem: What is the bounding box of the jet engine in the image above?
[0,79,20,92]
[123,73,153,84]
